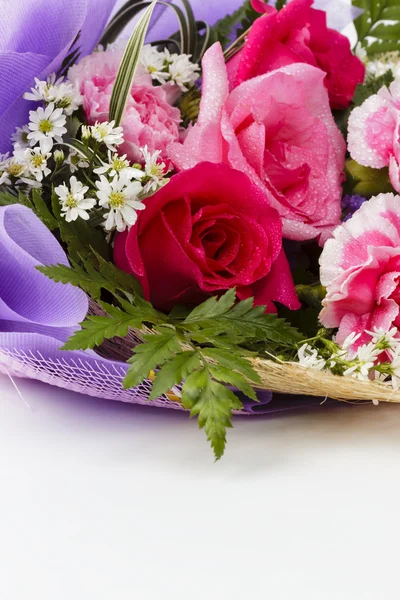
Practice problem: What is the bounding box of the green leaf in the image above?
[295,283,326,309]
[208,364,257,401]
[182,290,302,347]
[36,258,152,311]
[0,191,20,207]
[149,350,201,400]
[89,251,143,298]
[17,190,35,210]
[62,305,142,351]
[201,347,261,384]
[109,1,157,126]
[101,0,189,52]
[345,159,394,196]
[353,70,395,107]
[31,189,58,230]
[211,0,257,48]
[123,329,181,388]
[182,368,242,460]
[180,0,198,59]
[353,0,400,56]
[59,139,101,166]
[37,262,106,299]
[183,288,237,324]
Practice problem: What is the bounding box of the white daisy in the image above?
[90,121,124,151]
[11,125,30,148]
[341,331,362,354]
[65,149,90,173]
[24,75,62,102]
[166,52,200,91]
[94,150,144,180]
[95,174,145,232]
[55,176,94,222]
[141,146,167,193]
[0,148,29,185]
[140,45,170,84]
[49,81,83,115]
[27,102,67,147]
[297,344,326,371]
[0,153,11,185]
[365,327,400,351]
[22,144,52,182]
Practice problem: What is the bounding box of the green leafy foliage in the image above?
[352,0,400,56]
[236,0,263,37]
[62,303,142,351]
[42,253,303,459]
[124,328,182,388]
[37,255,147,303]
[353,70,395,106]
[345,158,394,196]
[149,351,201,400]
[0,191,23,207]
[31,189,59,230]
[182,291,303,348]
[178,87,201,125]
[182,367,243,460]
[211,1,254,47]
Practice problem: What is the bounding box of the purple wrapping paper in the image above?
[0,0,118,152]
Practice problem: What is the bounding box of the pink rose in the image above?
[114,162,300,313]
[347,80,400,194]
[227,0,365,109]
[168,43,345,243]
[320,193,400,347]
[68,50,181,163]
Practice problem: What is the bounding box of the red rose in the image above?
[114,162,300,313]
[227,0,365,109]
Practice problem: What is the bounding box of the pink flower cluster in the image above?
[228,0,365,110]
[348,80,400,193]
[169,43,345,243]
[68,49,181,163]
[320,193,400,348]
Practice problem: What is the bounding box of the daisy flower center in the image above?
[149,164,164,177]
[39,119,54,134]
[65,193,78,208]
[112,158,128,172]
[96,124,109,140]
[109,191,126,208]
[8,163,24,177]
[31,155,44,168]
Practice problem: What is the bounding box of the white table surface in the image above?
[1,374,400,599]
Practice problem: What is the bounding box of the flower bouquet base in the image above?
[3,0,400,459]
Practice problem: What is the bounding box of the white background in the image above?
[2,374,400,599]
[0,2,389,598]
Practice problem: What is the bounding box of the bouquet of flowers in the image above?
[2,0,400,459]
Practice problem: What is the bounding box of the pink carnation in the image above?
[68,50,181,163]
[169,43,345,243]
[320,193,400,348]
[347,80,400,193]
